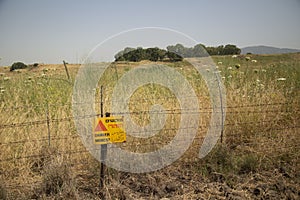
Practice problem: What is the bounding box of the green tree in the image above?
[206,46,218,55]
[193,44,208,57]
[10,62,28,71]
[223,44,241,55]
[167,44,185,57]
[114,47,135,61]
[166,51,183,62]
[216,45,224,55]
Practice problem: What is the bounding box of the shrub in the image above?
[10,62,28,71]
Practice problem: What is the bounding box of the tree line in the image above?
[114,43,241,62]
[114,47,183,62]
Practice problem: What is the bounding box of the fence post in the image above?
[63,60,71,81]
[99,86,108,189]
[214,71,225,143]
[45,104,51,146]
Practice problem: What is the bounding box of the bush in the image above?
[10,62,28,71]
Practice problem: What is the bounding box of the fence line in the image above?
[1,124,299,148]
[0,101,299,164]
[0,111,298,130]
[1,129,299,163]
[0,124,299,163]
[0,102,298,130]
[0,97,296,111]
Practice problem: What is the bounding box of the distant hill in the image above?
[241,45,300,55]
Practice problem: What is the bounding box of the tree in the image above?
[167,44,186,57]
[114,47,135,61]
[115,47,169,62]
[10,62,28,71]
[223,44,241,55]
[206,46,218,55]
[166,51,183,62]
[146,47,166,61]
[193,44,208,57]
[114,43,241,62]
[126,50,142,62]
[216,45,224,55]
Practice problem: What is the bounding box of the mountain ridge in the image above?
[241,45,300,55]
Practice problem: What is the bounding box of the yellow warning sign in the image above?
[93,116,126,144]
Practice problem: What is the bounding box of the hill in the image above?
[241,45,300,55]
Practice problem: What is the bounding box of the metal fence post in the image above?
[45,104,51,146]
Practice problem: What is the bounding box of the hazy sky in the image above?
[0,0,299,65]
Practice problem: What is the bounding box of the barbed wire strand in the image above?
[1,105,299,129]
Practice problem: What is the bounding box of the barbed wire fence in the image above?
[0,100,299,163]
[0,98,299,198]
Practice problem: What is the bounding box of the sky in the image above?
[0,0,299,66]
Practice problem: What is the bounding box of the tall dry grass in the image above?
[0,53,299,199]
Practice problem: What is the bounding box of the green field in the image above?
[0,53,299,199]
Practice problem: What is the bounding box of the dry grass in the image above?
[0,53,299,199]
